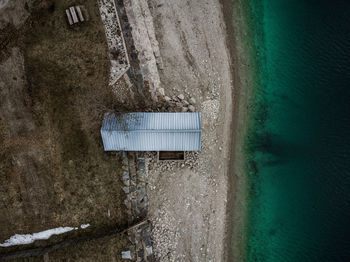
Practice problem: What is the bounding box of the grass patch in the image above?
[0,0,130,257]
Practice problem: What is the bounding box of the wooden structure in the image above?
[65,5,86,26]
[158,151,185,161]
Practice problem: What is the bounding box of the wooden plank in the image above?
[69,6,78,24]
[75,6,84,22]
[65,9,73,25]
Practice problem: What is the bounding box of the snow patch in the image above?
[0,223,91,247]
[80,224,90,229]
[0,227,75,247]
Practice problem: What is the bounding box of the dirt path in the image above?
[145,0,235,261]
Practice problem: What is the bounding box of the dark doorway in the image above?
[158,151,185,161]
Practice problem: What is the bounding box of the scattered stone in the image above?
[182,107,188,112]
[158,88,165,96]
[183,100,189,106]
[123,171,130,180]
[164,96,171,102]
[189,97,196,104]
[178,94,185,100]
[122,250,132,259]
[188,105,195,112]
[175,102,183,108]
[124,179,130,187]
[122,152,154,261]
[145,246,153,256]
[97,0,130,85]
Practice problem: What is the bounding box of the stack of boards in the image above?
[65,6,86,26]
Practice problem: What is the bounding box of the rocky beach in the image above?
[140,0,237,260]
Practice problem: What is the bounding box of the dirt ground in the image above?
[145,0,235,261]
[0,0,129,258]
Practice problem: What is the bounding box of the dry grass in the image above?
[0,0,130,258]
[5,233,130,262]
[46,234,130,262]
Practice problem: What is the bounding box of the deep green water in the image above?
[244,1,350,261]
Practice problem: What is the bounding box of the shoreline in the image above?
[220,0,260,261]
[227,1,350,261]
[219,0,244,261]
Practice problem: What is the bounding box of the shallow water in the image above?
[244,1,350,261]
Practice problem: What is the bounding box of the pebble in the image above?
[188,105,195,112]
[158,88,165,96]
[189,97,196,104]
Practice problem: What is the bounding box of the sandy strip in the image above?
[144,0,237,261]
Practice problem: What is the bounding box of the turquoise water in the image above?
[244,1,350,261]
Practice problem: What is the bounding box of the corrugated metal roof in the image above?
[101,112,202,151]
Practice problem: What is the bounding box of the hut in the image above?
[101,112,202,156]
